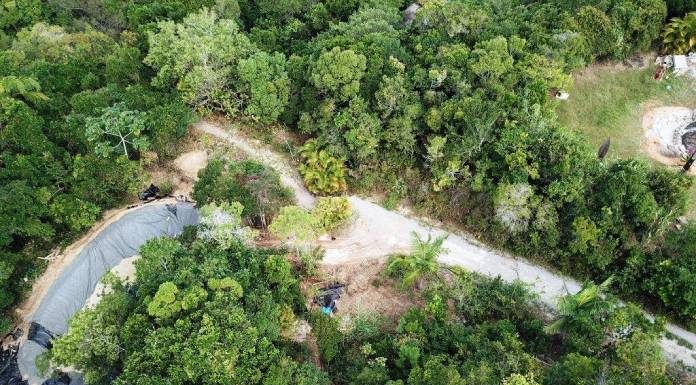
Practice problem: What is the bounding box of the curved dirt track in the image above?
[195,120,696,367]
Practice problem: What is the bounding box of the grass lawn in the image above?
[556,63,696,217]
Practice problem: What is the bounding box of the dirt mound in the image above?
[173,150,208,179]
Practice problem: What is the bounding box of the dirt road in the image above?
[194,119,696,367]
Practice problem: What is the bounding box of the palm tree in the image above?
[544,276,613,335]
[387,232,448,290]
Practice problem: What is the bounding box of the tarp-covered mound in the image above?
[17,202,199,385]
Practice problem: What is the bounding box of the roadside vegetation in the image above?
[43,221,677,385]
[3,0,696,383]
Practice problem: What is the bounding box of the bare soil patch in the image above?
[173,150,208,180]
[84,255,139,307]
[315,259,418,323]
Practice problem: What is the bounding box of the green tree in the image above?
[298,139,347,195]
[193,158,293,226]
[237,51,290,123]
[310,47,366,102]
[0,0,44,33]
[85,103,149,159]
[145,8,255,114]
[387,233,447,290]
[575,6,620,58]
[51,236,314,385]
[648,223,696,318]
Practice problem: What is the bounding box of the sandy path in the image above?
[194,121,315,209]
[194,119,696,367]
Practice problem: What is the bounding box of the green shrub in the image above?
[575,6,620,58]
[193,158,293,226]
[648,223,696,319]
[313,196,352,232]
[146,100,193,160]
[309,311,343,364]
[662,11,696,54]
[158,179,174,196]
[269,205,320,252]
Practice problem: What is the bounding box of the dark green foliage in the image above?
[309,311,343,364]
[50,236,317,385]
[648,223,696,319]
[193,158,294,226]
[666,0,696,16]
[0,11,194,331]
[146,101,194,160]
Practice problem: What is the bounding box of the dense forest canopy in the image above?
[2,1,696,383]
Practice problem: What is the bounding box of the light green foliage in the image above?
[470,37,515,83]
[147,281,182,320]
[494,183,536,234]
[662,11,696,53]
[298,139,347,195]
[145,8,255,115]
[0,75,48,104]
[199,201,259,248]
[268,204,323,274]
[237,51,291,123]
[313,196,352,231]
[310,47,366,102]
[85,102,149,159]
[387,233,447,290]
[207,276,243,297]
[269,205,320,250]
[502,374,541,385]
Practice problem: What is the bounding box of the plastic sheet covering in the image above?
[27,323,55,349]
[17,202,199,385]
